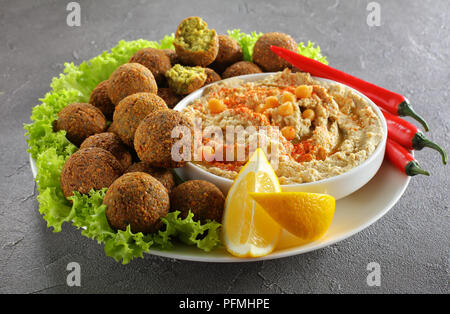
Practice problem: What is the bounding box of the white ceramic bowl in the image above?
[173,73,387,200]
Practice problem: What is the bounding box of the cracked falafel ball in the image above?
[112,92,168,147]
[173,16,219,67]
[165,64,207,95]
[252,32,298,72]
[104,172,170,234]
[55,103,107,146]
[60,147,123,199]
[107,63,158,105]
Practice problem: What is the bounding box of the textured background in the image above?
[1,0,448,293]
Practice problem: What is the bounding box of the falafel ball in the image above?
[107,63,158,105]
[125,162,175,193]
[157,87,182,109]
[107,121,119,135]
[112,92,168,147]
[60,147,123,199]
[129,48,172,85]
[222,61,262,79]
[134,110,193,168]
[162,49,179,65]
[89,80,115,120]
[210,35,243,73]
[252,32,298,72]
[165,64,207,95]
[170,180,225,222]
[104,172,170,234]
[55,103,107,146]
[204,68,221,85]
[173,17,219,67]
[80,132,132,169]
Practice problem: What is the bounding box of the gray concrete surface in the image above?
[0,0,448,294]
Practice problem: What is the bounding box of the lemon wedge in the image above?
[222,148,282,257]
[249,192,335,242]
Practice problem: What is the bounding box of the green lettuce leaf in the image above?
[24,91,79,160]
[152,211,222,251]
[298,41,328,65]
[156,34,176,50]
[104,226,153,264]
[228,29,263,62]
[69,189,113,242]
[35,148,73,232]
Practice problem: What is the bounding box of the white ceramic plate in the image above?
[29,153,410,262]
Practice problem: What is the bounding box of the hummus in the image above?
[182,69,383,184]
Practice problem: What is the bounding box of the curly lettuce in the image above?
[35,148,74,232]
[228,29,263,62]
[153,211,221,251]
[298,41,328,65]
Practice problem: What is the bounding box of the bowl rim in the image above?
[173,72,388,187]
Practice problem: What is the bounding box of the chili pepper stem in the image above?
[405,161,430,176]
[412,133,448,165]
[397,100,429,132]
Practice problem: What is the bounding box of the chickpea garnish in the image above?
[278,102,294,116]
[208,98,227,114]
[265,96,279,108]
[282,92,296,104]
[302,108,315,121]
[317,147,327,161]
[302,153,314,162]
[255,103,267,113]
[281,126,296,141]
[201,145,215,161]
[295,85,313,99]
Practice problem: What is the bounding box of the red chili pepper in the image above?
[270,46,430,131]
[382,110,447,165]
[386,139,429,176]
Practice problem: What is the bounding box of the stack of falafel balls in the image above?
[55,16,300,236]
